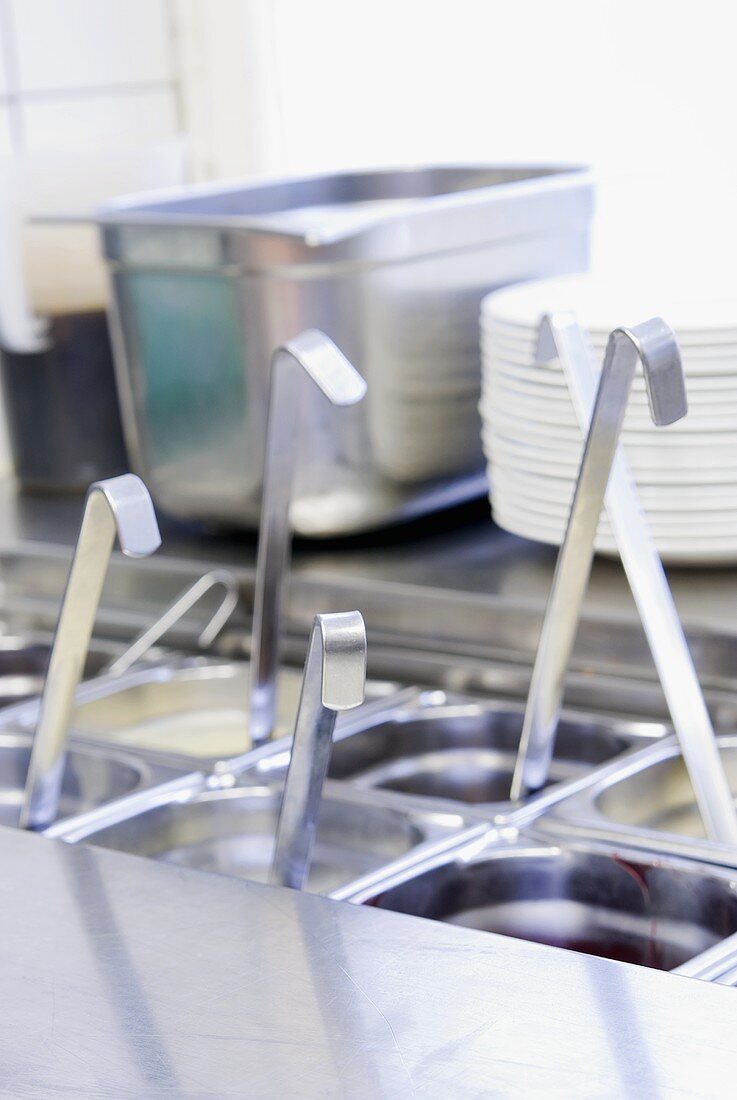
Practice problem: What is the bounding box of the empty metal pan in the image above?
[24,658,396,763]
[326,693,664,810]
[586,738,737,837]
[0,730,180,827]
[346,835,737,972]
[538,735,737,864]
[0,634,119,708]
[55,781,438,895]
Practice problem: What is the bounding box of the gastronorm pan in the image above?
[98,164,592,534]
[47,776,468,895]
[0,729,182,827]
[0,656,399,766]
[0,633,123,708]
[533,734,737,867]
[339,828,737,973]
[249,689,666,817]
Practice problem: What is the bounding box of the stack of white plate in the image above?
[480,274,737,564]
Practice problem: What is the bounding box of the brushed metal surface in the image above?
[3,825,737,1097]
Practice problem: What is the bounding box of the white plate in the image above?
[482,317,737,355]
[483,429,737,483]
[483,408,737,449]
[482,371,737,412]
[483,353,737,393]
[481,381,737,423]
[483,311,737,349]
[491,483,737,530]
[493,496,737,540]
[489,502,737,565]
[481,274,737,341]
[490,494,737,559]
[481,385,737,431]
[481,332,737,377]
[482,323,737,358]
[495,465,737,506]
[483,404,737,444]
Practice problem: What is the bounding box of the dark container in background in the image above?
[0,310,129,492]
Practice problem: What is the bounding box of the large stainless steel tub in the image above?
[98,164,592,534]
[325,694,662,811]
[343,833,737,972]
[51,780,459,895]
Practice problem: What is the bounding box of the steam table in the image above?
[2,480,737,1095]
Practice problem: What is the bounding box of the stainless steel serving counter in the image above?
[3,823,737,1099]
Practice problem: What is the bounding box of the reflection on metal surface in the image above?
[60,832,182,1090]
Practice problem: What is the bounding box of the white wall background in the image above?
[0,0,733,275]
[261,0,721,173]
[0,0,733,477]
[0,0,179,154]
[0,0,185,326]
[186,0,737,275]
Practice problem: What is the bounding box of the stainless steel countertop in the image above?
[1,477,736,633]
[3,823,737,1099]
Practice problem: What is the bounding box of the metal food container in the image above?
[98,164,593,535]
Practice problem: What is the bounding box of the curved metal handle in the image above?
[536,314,687,427]
[103,569,239,677]
[270,610,366,890]
[511,316,685,799]
[513,312,737,845]
[20,474,161,829]
[249,330,366,746]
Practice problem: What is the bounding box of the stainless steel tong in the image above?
[270,610,367,890]
[511,314,737,847]
[20,475,161,829]
[249,330,367,745]
[102,568,239,677]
